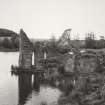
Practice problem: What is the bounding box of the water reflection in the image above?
[18,74,32,105]
[0,53,62,105]
[18,73,42,105]
[33,74,40,92]
[17,73,61,105]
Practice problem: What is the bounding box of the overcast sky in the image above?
[0,0,105,39]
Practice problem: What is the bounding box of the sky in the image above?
[0,0,105,39]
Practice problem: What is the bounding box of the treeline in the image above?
[33,36,72,56]
[85,32,105,49]
[46,32,105,51]
[33,32,105,56]
[0,36,19,49]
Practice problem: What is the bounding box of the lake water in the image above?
[0,52,62,105]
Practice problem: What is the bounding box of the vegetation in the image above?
[40,53,105,105]
[0,28,105,52]
[85,32,105,49]
[36,45,105,105]
[0,29,19,51]
[85,32,96,49]
[9,28,105,105]
[57,72,105,105]
[0,37,19,51]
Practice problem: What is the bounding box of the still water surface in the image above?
[0,52,62,105]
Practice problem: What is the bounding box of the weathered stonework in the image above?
[75,51,98,74]
[64,55,75,73]
[77,54,97,73]
[19,29,33,69]
[64,51,98,74]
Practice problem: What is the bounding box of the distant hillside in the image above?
[0,29,19,52]
[0,28,18,37]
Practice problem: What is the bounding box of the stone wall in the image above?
[64,52,98,74]
[77,55,97,73]
[64,55,75,73]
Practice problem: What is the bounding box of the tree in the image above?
[99,36,105,48]
[85,32,96,49]
[2,38,12,48]
[11,35,19,48]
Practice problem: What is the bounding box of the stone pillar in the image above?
[19,29,33,69]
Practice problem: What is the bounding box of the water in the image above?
[0,52,62,105]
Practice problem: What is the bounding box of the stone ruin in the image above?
[19,29,33,69]
[17,28,105,74]
[64,50,105,74]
